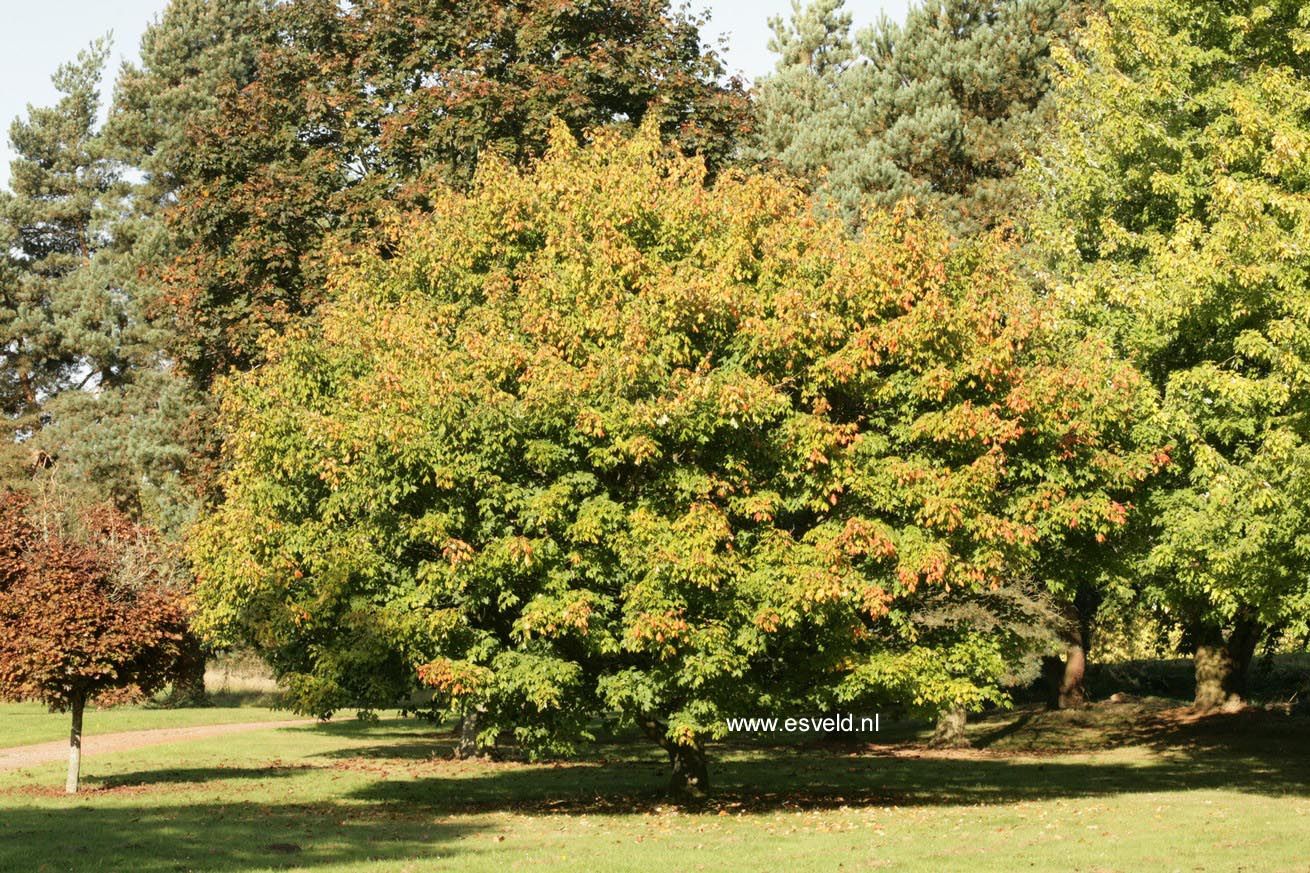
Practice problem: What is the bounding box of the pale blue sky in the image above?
[0,0,907,188]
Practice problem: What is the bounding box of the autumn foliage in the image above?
[163,0,750,390]
[189,122,1164,792]
[0,490,200,713]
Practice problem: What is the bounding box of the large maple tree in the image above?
[190,123,1162,794]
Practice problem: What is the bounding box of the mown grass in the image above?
[1,697,1307,872]
[0,660,295,748]
[0,696,299,749]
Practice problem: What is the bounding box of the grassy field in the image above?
[0,699,299,749]
[0,660,292,748]
[1,697,1307,872]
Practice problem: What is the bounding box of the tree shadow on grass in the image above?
[0,799,478,873]
[280,718,441,740]
[324,706,1310,816]
[1101,702,1310,757]
[313,736,459,761]
[2,708,1305,871]
[339,737,1310,817]
[87,764,313,789]
[969,698,1310,760]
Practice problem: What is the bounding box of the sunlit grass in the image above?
[2,700,1307,872]
[0,699,299,749]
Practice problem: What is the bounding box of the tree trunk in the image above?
[1193,617,1261,710]
[1044,586,1098,710]
[930,705,970,748]
[667,740,709,798]
[1043,642,1088,709]
[165,654,208,706]
[66,693,85,794]
[1059,642,1088,708]
[454,704,483,759]
[182,653,207,702]
[1041,655,1063,707]
[1228,616,1262,699]
[641,715,710,798]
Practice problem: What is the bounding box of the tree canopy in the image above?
[0,8,257,525]
[6,0,1309,804]
[190,122,1162,793]
[1033,0,1310,707]
[0,43,118,484]
[753,0,1084,235]
[163,0,751,391]
[0,489,199,791]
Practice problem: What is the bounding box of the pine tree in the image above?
[2,3,264,526]
[754,0,1083,236]
[23,3,267,528]
[752,0,859,177]
[108,0,266,216]
[0,42,118,486]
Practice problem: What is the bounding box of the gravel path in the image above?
[0,720,313,771]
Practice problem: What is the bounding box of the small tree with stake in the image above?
[0,490,199,793]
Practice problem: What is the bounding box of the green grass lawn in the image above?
[2,699,1307,872]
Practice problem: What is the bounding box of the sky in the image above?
[0,0,908,188]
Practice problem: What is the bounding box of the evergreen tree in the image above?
[752,0,859,200]
[29,3,266,528]
[2,2,264,527]
[108,0,266,216]
[0,42,118,486]
[754,0,1083,236]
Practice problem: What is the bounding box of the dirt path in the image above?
[0,719,313,771]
